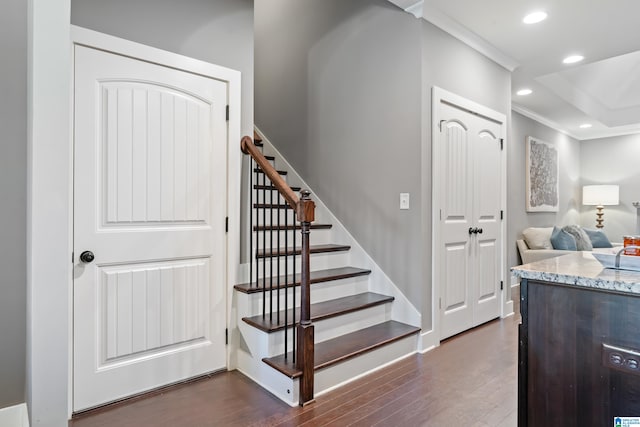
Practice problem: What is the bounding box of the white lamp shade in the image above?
[582,185,619,206]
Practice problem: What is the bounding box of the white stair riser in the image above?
[239,303,391,358]
[251,228,332,248]
[237,277,370,317]
[247,251,352,278]
[236,348,298,406]
[252,208,294,226]
[313,335,418,397]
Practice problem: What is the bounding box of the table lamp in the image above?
[582,185,619,229]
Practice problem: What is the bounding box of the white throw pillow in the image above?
[522,227,554,250]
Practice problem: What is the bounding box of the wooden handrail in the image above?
[241,136,299,211]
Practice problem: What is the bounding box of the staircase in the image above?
[234,132,420,406]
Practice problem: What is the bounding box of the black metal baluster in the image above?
[269,178,274,322]
[261,168,266,319]
[276,193,281,324]
[249,158,253,288]
[292,210,297,364]
[284,198,289,359]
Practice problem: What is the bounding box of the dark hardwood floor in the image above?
[70,304,519,427]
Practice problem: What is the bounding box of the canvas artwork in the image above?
[525,136,559,212]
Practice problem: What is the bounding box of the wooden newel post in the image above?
[296,189,315,406]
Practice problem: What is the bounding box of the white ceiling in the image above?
[390,0,640,140]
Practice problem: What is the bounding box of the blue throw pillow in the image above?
[550,226,577,250]
[583,228,613,248]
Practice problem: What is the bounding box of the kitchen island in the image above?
[512,252,640,427]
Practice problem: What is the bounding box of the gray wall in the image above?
[508,112,581,268]
[255,0,423,307]
[71,0,254,136]
[255,2,513,331]
[0,0,27,410]
[421,22,511,328]
[580,133,640,242]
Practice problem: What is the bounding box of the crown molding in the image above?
[404,1,423,18]
[512,104,580,140]
[421,3,519,72]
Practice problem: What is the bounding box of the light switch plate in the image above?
[400,193,410,210]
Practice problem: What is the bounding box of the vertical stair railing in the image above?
[241,135,316,406]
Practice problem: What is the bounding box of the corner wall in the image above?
[508,111,581,269]
[255,0,423,310]
[0,0,27,411]
[580,133,640,242]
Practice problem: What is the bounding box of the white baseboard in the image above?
[0,403,29,427]
[418,329,438,353]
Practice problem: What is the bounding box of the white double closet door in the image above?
[73,40,229,411]
[435,94,505,340]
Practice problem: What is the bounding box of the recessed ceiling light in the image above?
[517,89,533,96]
[523,11,547,24]
[563,55,584,64]
[579,123,592,129]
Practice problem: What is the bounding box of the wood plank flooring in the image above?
[70,309,519,427]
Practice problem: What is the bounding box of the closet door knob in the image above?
[80,251,95,263]
[469,227,475,235]
[478,228,483,234]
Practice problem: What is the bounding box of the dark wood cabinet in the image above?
[519,278,640,426]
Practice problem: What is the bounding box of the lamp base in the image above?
[595,205,604,229]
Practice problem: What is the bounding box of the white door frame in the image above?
[27,6,241,422]
[430,86,510,344]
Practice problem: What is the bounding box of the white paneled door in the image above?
[73,44,228,411]
[437,101,503,340]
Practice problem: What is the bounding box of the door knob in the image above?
[80,251,95,263]
[469,227,475,235]
[477,228,483,234]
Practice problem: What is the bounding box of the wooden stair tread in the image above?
[253,203,293,210]
[256,244,350,258]
[234,266,371,294]
[254,167,287,176]
[243,292,394,332]
[262,321,421,378]
[253,224,332,231]
[254,184,302,192]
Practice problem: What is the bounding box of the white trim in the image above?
[512,104,579,140]
[418,329,437,353]
[404,1,424,18]
[431,87,508,343]
[0,404,30,427]
[421,4,518,72]
[28,0,72,424]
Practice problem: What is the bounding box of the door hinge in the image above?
[225,217,229,233]
[225,105,229,121]
[439,298,442,309]
[225,328,228,345]
[500,280,504,290]
[500,138,504,150]
[500,210,504,220]
[71,251,74,263]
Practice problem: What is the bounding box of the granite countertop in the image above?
[511,251,640,295]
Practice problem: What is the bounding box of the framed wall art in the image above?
[525,136,559,212]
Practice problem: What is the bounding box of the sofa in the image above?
[516,238,574,264]
[517,226,618,265]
